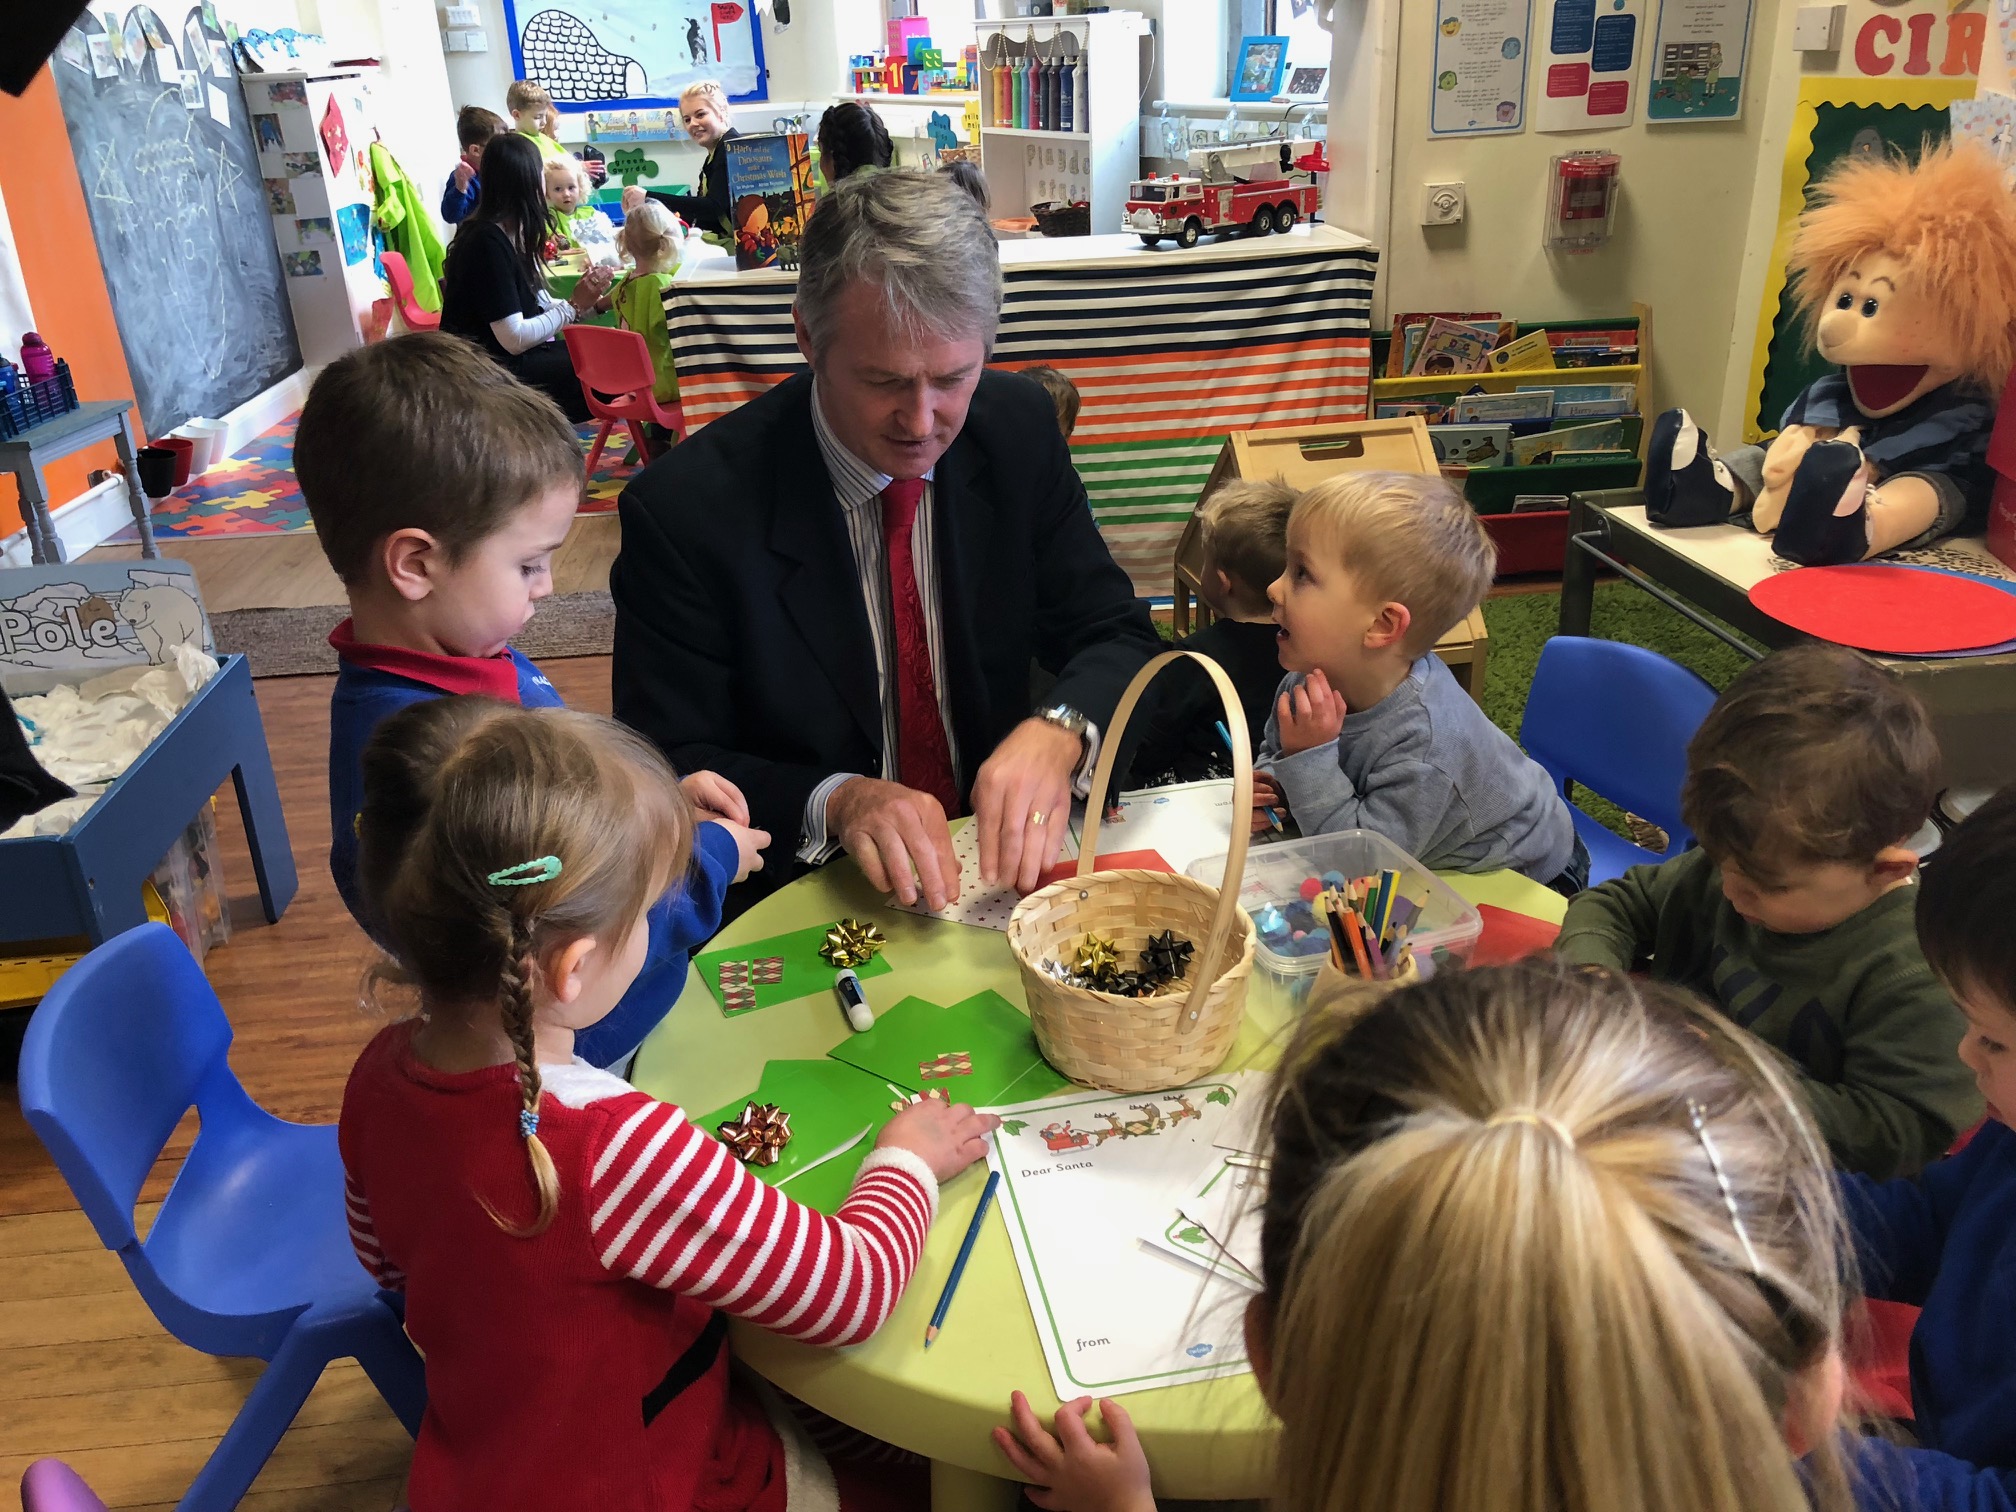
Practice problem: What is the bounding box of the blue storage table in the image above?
[1,654,296,945]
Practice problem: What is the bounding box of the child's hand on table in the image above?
[876,1095,999,1182]
[1275,669,1346,757]
[994,1392,1155,1512]
[1249,772,1283,835]
[681,770,750,826]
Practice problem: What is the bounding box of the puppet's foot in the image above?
[1645,408,1739,526]
[1773,440,1873,566]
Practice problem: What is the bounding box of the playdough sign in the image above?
[1851,2,1983,77]
[0,561,212,697]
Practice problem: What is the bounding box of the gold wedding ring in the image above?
[1030,810,1048,827]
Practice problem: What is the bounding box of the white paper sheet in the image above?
[1179,1159,1266,1282]
[1535,0,1644,132]
[1429,0,1533,137]
[985,1078,1258,1400]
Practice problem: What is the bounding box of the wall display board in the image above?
[505,0,768,109]
[1645,0,1755,122]
[1536,0,1645,131]
[1429,0,1532,138]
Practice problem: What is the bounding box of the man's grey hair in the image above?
[796,170,1002,356]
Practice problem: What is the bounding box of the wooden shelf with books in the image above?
[1367,303,1654,576]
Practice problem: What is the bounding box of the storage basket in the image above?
[1030,200,1091,237]
[1008,651,1256,1092]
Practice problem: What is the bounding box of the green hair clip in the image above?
[487,855,563,887]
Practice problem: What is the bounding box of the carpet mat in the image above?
[110,414,647,543]
[214,590,615,678]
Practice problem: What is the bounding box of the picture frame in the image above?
[1285,63,1328,100]
[1230,35,1289,102]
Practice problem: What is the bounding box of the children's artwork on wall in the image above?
[264,178,296,214]
[253,111,283,150]
[336,201,373,266]
[1950,91,2016,185]
[1230,35,1289,101]
[319,94,348,174]
[1535,0,1644,131]
[1428,0,1530,137]
[49,7,302,439]
[1743,78,1967,442]
[176,69,201,108]
[266,79,307,106]
[282,151,320,178]
[86,33,118,78]
[283,250,324,277]
[506,0,768,108]
[1646,0,1753,122]
[294,217,333,245]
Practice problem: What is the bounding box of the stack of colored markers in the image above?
[1313,867,1420,982]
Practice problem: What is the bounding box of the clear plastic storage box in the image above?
[1187,828,1483,983]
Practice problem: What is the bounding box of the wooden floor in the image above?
[0,657,616,1509]
[86,514,621,614]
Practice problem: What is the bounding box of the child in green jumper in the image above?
[1556,643,1979,1178]
[610,200,682,410]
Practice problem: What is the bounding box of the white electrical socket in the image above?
[442,29,466,50]
[443,4,479,25]
[464,27,489,51]
[1422,181,1465,226]
[1792,4,1845,52]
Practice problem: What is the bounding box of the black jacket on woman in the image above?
[646,127,741,235]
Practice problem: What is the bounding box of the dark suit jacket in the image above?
[611,369,1161,890]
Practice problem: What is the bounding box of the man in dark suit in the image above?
[613,170,1160,908]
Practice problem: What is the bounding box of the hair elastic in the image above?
[1688,1098,1763,1277]
[519,1107,541,1139]
[1485,1108,1576,1147]
[488,856,563,887]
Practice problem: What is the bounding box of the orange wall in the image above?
[0,67,139,538]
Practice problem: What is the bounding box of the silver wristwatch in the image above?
[1036,704,1090,741]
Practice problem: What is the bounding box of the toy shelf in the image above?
[1371,362,1644,401]
[836,90,978,106]
[978,10,1145,234]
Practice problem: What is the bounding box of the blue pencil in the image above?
[1218,721,1284,832]
[924,1170,1000,1348]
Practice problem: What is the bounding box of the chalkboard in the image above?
[48,5,301,439]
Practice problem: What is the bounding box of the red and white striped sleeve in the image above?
[585,1092,938,1347]
[343,1169,406,1291]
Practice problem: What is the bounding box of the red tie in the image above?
[879,479,961,816]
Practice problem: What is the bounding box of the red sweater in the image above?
[338,1021,938,1511]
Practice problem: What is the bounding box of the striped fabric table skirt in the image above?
[662,226,1378,597]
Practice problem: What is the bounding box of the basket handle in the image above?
[1077,650,1253,1036]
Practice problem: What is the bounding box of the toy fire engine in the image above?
[1124,137,1324,248]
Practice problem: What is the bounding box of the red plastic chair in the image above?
[563,324,686,474]
[379,250,439,332]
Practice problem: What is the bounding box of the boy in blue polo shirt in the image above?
[296,332,768,1067]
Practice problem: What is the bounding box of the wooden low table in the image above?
[1,400,157,563]
[1559,488,2016,789]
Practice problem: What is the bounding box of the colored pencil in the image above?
[1218,720,1284,831]
[1343,906,1374,978]
[925,1170,1000,1348]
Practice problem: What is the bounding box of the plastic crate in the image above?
[1187,828,1482,985]
[1482,508,1572,576]
[0,882,170,1009]
[0,360,81,440]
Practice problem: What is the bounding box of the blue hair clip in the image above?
[519,1107,541,1139]
[488,856,563,888]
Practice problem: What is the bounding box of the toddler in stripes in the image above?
[338,695,996,1512]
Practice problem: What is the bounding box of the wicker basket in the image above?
[1008,651,1256,1092]
[1030,200,1092,237]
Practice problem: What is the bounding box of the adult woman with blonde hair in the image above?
[995,958,1986,1512]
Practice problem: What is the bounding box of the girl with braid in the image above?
[338,696,996,1511]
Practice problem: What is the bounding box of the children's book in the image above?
[1428,423,1511,466]
[1409,317,1499,377]
[985,1075,1262,1400]
[1386,310,1506,376]
[1510,418,1630,465]
[724,132,816,271]
[1454,389,1553,423]
[1487,329,1556,373]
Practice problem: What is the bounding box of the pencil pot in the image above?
[1008,651,1256,1093]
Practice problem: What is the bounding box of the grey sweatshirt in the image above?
[1259,654,1576,881]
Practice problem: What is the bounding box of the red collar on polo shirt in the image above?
[328,618,524,703]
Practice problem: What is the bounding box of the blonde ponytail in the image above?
[486,915,560,1237]
[1262,959,1855,1512]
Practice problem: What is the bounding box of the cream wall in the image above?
[1378,0,1784,428]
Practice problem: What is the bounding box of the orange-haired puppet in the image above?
[1646,141,2016,564]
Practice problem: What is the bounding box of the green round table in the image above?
[631,840,1566,1509]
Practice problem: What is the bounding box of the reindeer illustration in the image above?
[1164,1094,1201,1126]
[1092,1111,1129,1145]
[1126,1102,1166,1137]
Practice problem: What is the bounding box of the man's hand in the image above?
[972,718,1080,894]
[1275,670,1346,757]
[992,1393,1155,1512]
[679,770,750,826]
[829,776,959,910]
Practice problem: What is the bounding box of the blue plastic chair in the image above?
[1519,636,1720,887]
[19,925,424,1512]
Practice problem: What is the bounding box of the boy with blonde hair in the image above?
[1126,478,1297,783]
[506,80,567,162]
[1261,470,1580,887]
[1558,644,1979,1178]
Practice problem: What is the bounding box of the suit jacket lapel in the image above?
[768,402,883,755]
